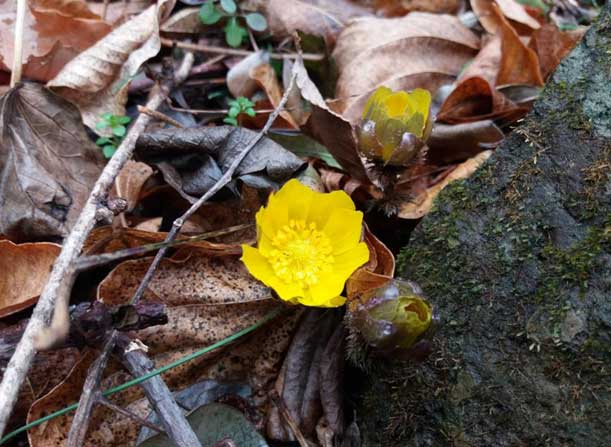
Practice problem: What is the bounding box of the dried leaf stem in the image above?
[0,52,194,437]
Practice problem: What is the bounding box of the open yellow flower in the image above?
[241,179,369,307]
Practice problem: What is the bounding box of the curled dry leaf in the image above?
[437,76,527,124]
[0,240,60,317]
[398,149,493,219]
[29,247,298,446]
[160,6,206,34]
[471,0,541,35]
[0,0,111,82]
[250,63,299,129]
[136,126,304,200]
[227,51,269,98]
[333,12,480,122]
[47,0,176,130]
[260,0,372,45]
[0,83,105,241]
[346,225,395,308]
[112,160,155,213]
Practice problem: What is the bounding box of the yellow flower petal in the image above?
[256,194,288,239]
[333,242,370,274]
[384,91,410,118]
[362,86,392,122]
[241,245,303,300]
[324,208,364,255]
[302,272,347,306]
[273,178,314,222]
[307,189,355,229]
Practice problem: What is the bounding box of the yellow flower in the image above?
[358,86,432,165]
[241,179,370,307]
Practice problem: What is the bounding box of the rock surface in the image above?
[356,6,610,446]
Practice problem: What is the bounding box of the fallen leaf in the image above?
[0,0,111,82]
[261,0,372,45]
[226,51,269,98]
[427,120,504,165]
[346,226,395,306]
[459,34,502,85]
[112,160,155,213]
[493,3,544,86]
[332,12,480,122]
[0,82,105,241]
[250,64,299,129]
[0,240,60,318]
[29,247,298,446]
[160,6,206,34]
[471,0,541,35]
[374,0,461,16]
[529,23,586,80]
[135,126,304,200]
[437,76,527,124]
[397,150,493,219]
[140,403,269,447]
[47,0,175,131]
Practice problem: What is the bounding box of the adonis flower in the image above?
[357,86,432,166]
[241,179,369,307]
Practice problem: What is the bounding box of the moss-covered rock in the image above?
[355,6,611,446]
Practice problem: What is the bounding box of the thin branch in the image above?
[66,332,117,447]
[137,105,184,128]
[127,55,300,306]
[75,224,251,271]
[98,395,164,434]
[161,38,325,61]
[0,52,195,438]
[10,0,26,87]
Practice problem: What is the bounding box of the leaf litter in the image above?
[0,0,599,445]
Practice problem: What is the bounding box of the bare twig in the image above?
[137,105,184,128]
[98,395,164,434]
[117,334,202,447]
[270,391,311,447]
[0,52,195,437]
[128,55,300,306]
[161,38,325,61]
[10,0,26,87]
[67,332,117,447]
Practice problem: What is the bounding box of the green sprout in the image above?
[199,0,268,48]
[224,96,256,126]
[95,113,131,158]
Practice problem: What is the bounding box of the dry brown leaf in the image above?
[47,0,175,131]
[226,51,269,98]
[437,76,527,124]
[160,6,205,34]
[529,23,586,80]
[471,0,540,35]
[332,12,480,122]
[346,225,394,307]
[374,0,461,16]
[29,247,297,446]
[112,160,154,213]
[460,34,502,85]
[0,240,60,317]
[0,0,111,82]
[494,3,544,86]
[262,0,371,45]
[398,150,493,219]
[250,64,299,129]
[0,83,105,241]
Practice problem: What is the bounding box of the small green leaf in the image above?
[112,125,127,137]
[245,108,256,117]
[96,121,108,130]
[208,90,225,100]
[220,0,236,14]
[96,137,111,145]
[228,106,240,117]
[101,112,113,121]
[223,116,238,126]
[116,115,131,124]
[245,12,267,32]
[103,145,116,158]
[224,17,245,47]
[199,1,222,25]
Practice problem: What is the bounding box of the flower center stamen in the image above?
[265,220,334,288]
